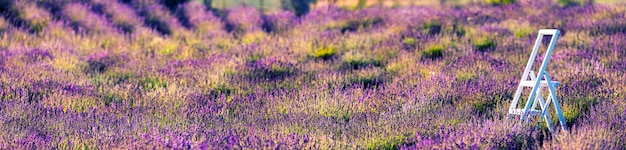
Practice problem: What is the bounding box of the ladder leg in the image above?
[508,84,525,119]
[529,71,542,111]
[541,95,552,116]
[544,73,567,131]
[520,86,537,122]
[531,87,544,111]
[541,95,555,133]
[549,92,567,131]
[543,108,555,133]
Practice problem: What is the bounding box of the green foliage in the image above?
[472,99,496,115]
[86,61,108,74]
[243,55,297,80]
[385,62,405,74]
[246,65,295,81]
[261,65,293,79]
[346,70,387,88]
[421,45,444,60]
[513,29,533,38]
[374,50,396,65]
[311,46,337,60]
[209,83,233,98]
[482,0,516,5]
[558,0,593,7]
[365,136,407,150]
[280,0,315,16]
[138,76,167,90]
[443,23,467,36]
[337,17,383,33]
[31,22,47,33]
[403,37,417,48]
[107,71,137,85]
[356,0,367,9]
[103,92,122,106]
[85,54,124,74]
[341,53,384,70]
[453,25,467,36]
[456,72,477,83]
[422,21,442,35]
[564,96,599,126]
[562,105,581,127]
[473,37,496,52]
[247,53,264,63]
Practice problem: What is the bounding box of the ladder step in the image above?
[520,80,560,87]
[509,109,542,116]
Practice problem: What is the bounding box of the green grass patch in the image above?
[209,83,234,98]
[562,105,581,127]
[402,37,417,49]
[472,99,497,115]
[346,70,387,88]
[421,45,444,60]
[103,92,123,107]
[385,61,405,74]
[247,53,264,63]
[311,46,337,60]
[244,57,297,81]
[106,71,137,85]
[563,96,600,126]
[365,136,407,150]
[558,0,591,7]
[422,21,442,35]
[138,76,168,90]
[331,17,384,33]
[456,72,478,83]
[513,30,532,38]
[473,37,496,52]
[341,53,384,70]
[482,0,516,5]
[254,65,294,80]
[449,24,467,36]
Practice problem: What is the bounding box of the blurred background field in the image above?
[210,0,624,11]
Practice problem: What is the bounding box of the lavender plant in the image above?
[0,0,624,149]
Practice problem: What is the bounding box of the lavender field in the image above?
[0,0,625,149]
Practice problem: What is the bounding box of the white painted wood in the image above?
[520,80,560,87]
[538,29,559,35]
[544,73,568,131]
[507,29,567,133]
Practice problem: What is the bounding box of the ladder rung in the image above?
[509,109,542,116]
[538,29,560,35]
[520,80,560,87]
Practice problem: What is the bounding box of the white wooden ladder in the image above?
[508,29,567,133]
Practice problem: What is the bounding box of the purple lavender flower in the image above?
[263,10,298,33]
[62,3,115,33]
[178,1,225,36]
[225,5,264,33]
